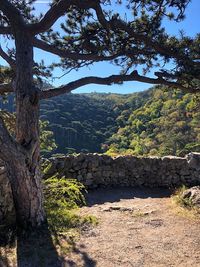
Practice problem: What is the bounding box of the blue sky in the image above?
[0,0,200,94]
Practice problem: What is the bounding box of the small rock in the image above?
[143,210,156,215]
[182,186,200,207]
[145,219,163,228]
[186,152,200,170]
[135,245,143,249]
[102,206,133,212]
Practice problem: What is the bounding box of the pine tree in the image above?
[0,0,199,228]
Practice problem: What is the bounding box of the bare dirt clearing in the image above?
[1,187,200,267]
[65,187,200,267]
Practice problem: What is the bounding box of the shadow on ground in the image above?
[16,225,61,267]
[64,242,97,267]
[0,228,16,267]
[0,223,97,267]
[0,187,172,267]
[0,225,61,267]
[85,187,172,206]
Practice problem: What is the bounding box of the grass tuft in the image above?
[172,185,193,208]
[171,185,200,219]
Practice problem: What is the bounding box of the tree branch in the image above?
[40,71,196,100]
[32,37,155,63]
[92,2,110,31]
[93,3,197,65]
[32,37,121,61]
[0,0,25,28]
[112,19,180,60]
[28,0,73,34]
[0,46,16,70]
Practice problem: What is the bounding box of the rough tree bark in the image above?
[3,31,45,228]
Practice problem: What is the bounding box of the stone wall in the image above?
[44,152,200,188]
[1,152,200,224]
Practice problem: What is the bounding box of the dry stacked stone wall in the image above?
[44,152,200,188]
[1,153,200,224]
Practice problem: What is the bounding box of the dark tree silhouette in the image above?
[0,0,199,228]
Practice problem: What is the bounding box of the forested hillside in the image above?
[107,86,200,157]
[1,86,200,157]
[40,93,128,154]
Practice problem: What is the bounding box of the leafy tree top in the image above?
[0,0,199,97]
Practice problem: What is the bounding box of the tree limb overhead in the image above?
[32,37,154,63]
[40,71,197,100]
[0,0,25,28]
[0,46,16,70]
[93,3,196,65]
[28,0,73,34]
[32,37,123,62]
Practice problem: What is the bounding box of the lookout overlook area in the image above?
[1,153,200,266]
[66,187,200,267]
[0,0,200,266]
[1,184,200,266]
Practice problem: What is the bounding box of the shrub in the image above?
[43,176,87,231]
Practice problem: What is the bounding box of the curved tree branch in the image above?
[28,0,73,34]
[32,37,155,63]
[40,71,196,100]
[28,0,99,35]
[93,2,198,66]
[32,37,122,61]
[0,46,16,70]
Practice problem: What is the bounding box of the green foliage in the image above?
[43,176,98,231]
[40,120,57,156]
[2,86,200,157]
[39,93,127,154]
[0,66,14,84]
[0,105,57,156]
[44,176,86,210]
[0,110,16,135]
[107,86,200,157]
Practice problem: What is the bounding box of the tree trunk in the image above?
[4,30,45,228]
[5,158,44,228]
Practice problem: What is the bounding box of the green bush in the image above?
[43,176,88,231]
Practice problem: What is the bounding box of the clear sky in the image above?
[0,0,200,94]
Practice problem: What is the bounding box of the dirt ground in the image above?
[64,187,200,267]
[1,187,200,267]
